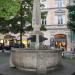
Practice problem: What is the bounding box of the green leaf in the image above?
[0,0,20,20]
[67,4,75,32]
[40,25,46,31]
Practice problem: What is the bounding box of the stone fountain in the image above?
[10,0,63,74]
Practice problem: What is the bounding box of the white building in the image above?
[40,0,71,51]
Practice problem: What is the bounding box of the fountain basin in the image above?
[10,48,63,73]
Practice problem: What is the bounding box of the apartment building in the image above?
[41,0,71,51]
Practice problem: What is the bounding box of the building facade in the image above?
[41,0,71,51]
[0,0,72,51]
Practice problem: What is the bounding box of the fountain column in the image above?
[32,0,41,31]
[30,0,42,49]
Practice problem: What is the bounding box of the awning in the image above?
[16,35,28,40]
[4,34,15,40]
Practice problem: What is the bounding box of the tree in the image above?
[0,0,46,34]
[67,0,75,32]
[0,0,47,47]
[0,0,20,20]
[0,0,33,33]
[0,0,20,33]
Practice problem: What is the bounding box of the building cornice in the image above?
[41,7,67,11]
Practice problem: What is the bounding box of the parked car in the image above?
[4,45,11,50]
[11,43,25,48]
[0,43,4,52]
[0,43,12,51]
[11,43,20,48]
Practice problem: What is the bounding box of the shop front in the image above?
[54,34,67,50]
[4,34,16,46]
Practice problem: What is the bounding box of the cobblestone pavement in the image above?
[0,52,75,75]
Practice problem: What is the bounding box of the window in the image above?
[56,0,64,8]
[58,16,64,25]
[42,18,47,25]
[54,15,65,25]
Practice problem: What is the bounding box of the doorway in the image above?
[54,34,67,50]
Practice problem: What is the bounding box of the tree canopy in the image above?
[0,0,20,20]
[0,0,33,33]
[67,0,75,32]
[0,0,46,34]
